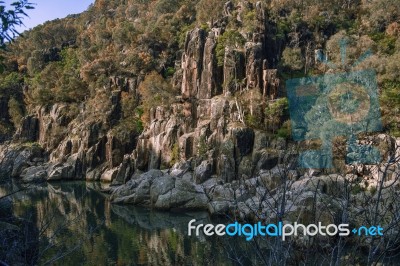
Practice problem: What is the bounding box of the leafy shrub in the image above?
[8,97,24,128]
[280,47,303,72]
[170,142,180,166]
[216,30,246,67]
[265,98,289,133]
[277,120,291,139]
[138,71,176,124]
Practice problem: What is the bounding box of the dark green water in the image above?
[0,182,260,266]
[5,182,394,266]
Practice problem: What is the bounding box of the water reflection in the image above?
[2,182,246,266]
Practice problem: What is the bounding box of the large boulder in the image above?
[155,179,208,211]
[47,163,75,181]
[111,170,209,211]
[20,165,47,183]
[0,144,45,181]
[150,175,175,204]
[170,160,191,177]
[112,155,135,185]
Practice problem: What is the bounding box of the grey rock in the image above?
[20,165,47,183]
[254,150,280,172]
[208,201,230,216]
[113,155,134,185]
[170,160,191,177]
[47,163,75,181]
[208,184,234,201]
[181,28,206,99]
[155,188,208,210]
[101,168,119,183]
[150,175,175,203]
[13,115,39,142]
[194,160,212,184]
[201,177,223,194]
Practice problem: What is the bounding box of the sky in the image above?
[7,0,95,32]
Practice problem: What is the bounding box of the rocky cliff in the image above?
[0,0,399,220]
[0,1,287,186]
[2,1,400,264]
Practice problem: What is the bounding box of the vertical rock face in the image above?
[262,66,280,100]
[14,115,39,142]
[245,42,263,90]
[199,30,220,99]
[5,1,287,185]
[223,48,245,95]
[106,133,123,168]
[106,90,123,127]
[181,28,205,99]
[254,1,266,42]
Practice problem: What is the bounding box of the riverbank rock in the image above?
[0,144,45,182]
[110,170,208,211]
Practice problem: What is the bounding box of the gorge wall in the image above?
[0,1,288,186]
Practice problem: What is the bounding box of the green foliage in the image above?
[0,72,22,93]
[380,80,400,137]
[170,142,180,166]
[0,0,35,46]
[245,114,259,129]
[165,67,175,78]
[351,183,365,195]
[265,98,289,133]
[243,10,257,33]
[216,30,246,67]
[138,71,176,124]
[276,120,291,139]
[196,0,225,25]
[26,50,45,75]
[280,47,303,72]
[197,134,208,159]
[275,19,291,41]
[370,32,397,55]
[8,97,24,127]
[59,48,79,71]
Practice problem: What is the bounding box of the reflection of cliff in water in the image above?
[2,182,239,265]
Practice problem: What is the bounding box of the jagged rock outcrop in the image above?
[223,48,245,95]
[245,42,263,89]
[181,28,205,99]
[199,29,221,99]
[1,1,286,186]
[14,115,39,142]
[0,144,45,182]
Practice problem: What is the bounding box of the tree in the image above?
[0,0,35,46]
[138,71,176,124]
[196,0,225,25]
[280,47,304,73]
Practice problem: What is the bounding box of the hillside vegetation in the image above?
[0,0,398,140]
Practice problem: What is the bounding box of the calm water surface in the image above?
[1,182,258,266]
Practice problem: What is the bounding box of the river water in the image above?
[0,182,261,266]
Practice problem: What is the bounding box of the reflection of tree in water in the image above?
[0,183,103,265]
[108,204,229,265]
[2,182,254,265]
